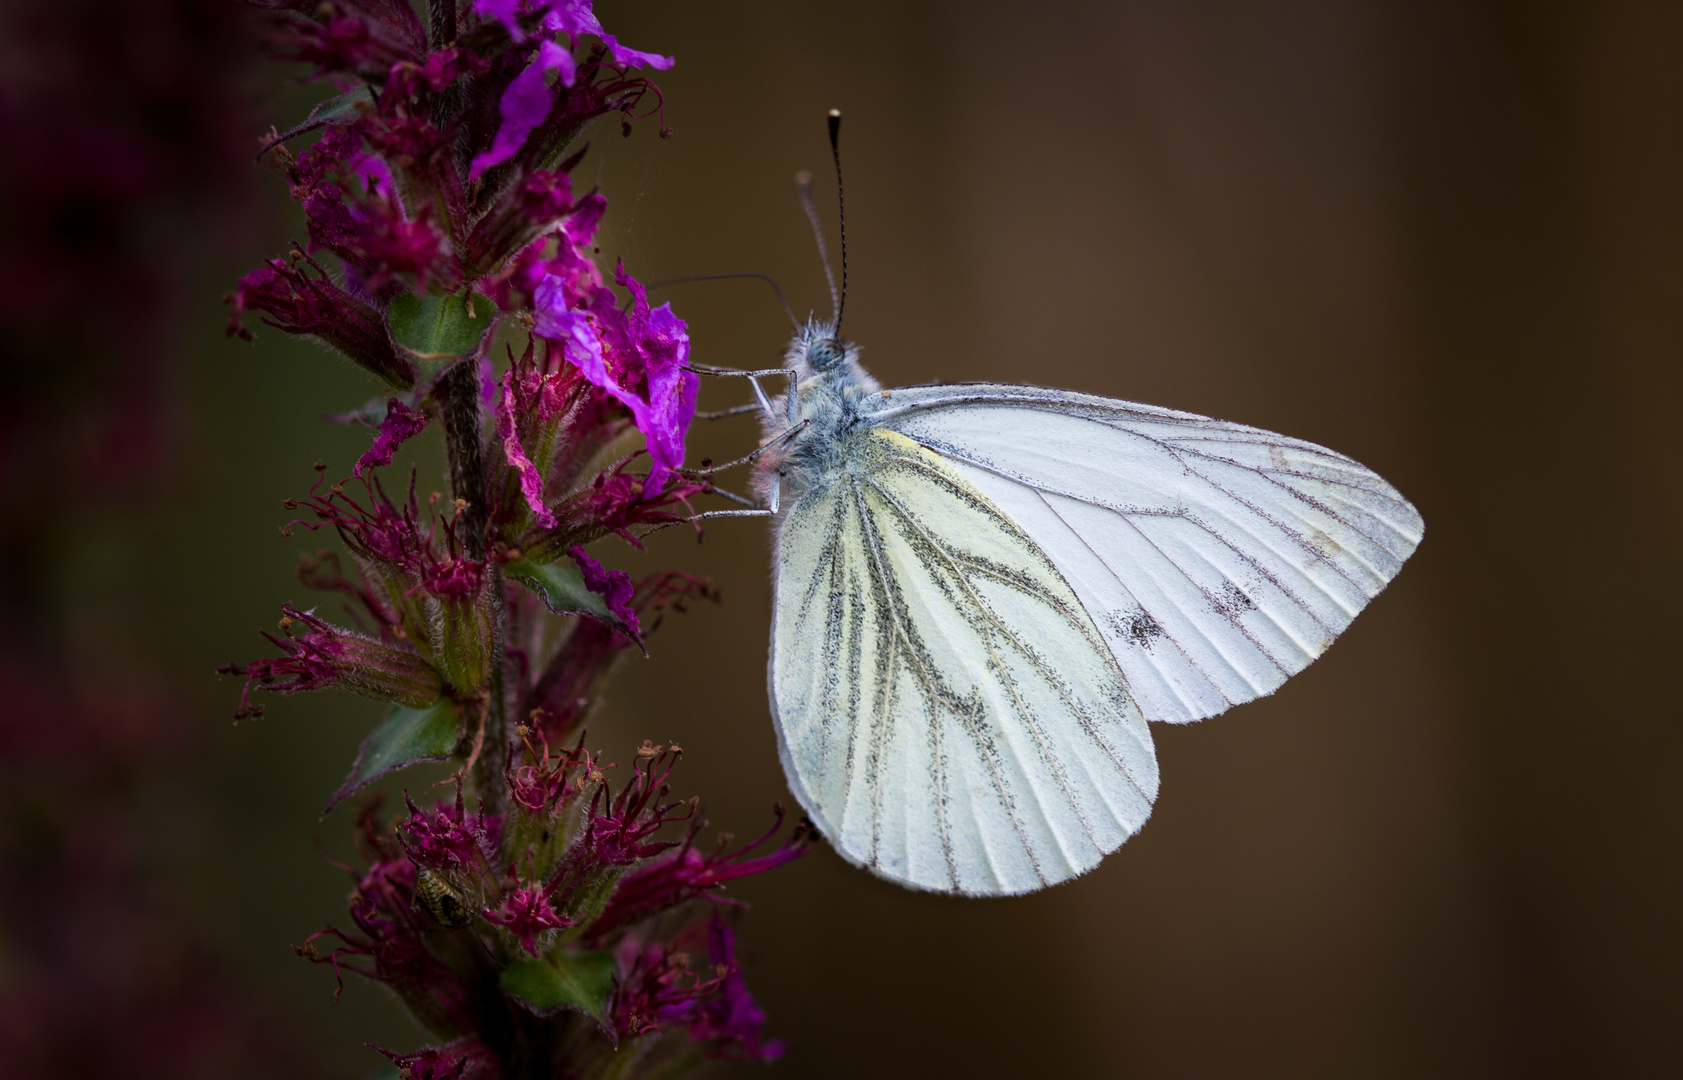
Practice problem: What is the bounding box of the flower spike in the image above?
[229,1,797,1071]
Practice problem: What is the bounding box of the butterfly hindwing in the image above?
[864,384,1425,726]
[769,427,1158,895]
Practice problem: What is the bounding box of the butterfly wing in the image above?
[863,384,1424,725]
[769,427,1158,895]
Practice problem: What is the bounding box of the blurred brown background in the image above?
[5,0,1680,1077]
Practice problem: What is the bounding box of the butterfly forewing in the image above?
[864,384,1425,726]
[770,428,1158,895]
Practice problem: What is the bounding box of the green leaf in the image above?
[326,393,395,428]
[386,290,497,387]
[325,699,461,814]
[259,85,373,158]
[501,948,616,1022]
[505,557,639,642]
[307,84,374,125]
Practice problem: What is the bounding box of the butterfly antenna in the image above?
[827,108,848,339]
[646,272,799,330]
[795,170,839,324]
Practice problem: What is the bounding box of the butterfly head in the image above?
[785,319,858,378]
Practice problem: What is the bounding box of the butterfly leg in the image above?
[684,364,791,378]
[706,485,759,508]
[658,478,780,526]
[673,422,802,524]
[685,363,793,419]
[684,420,807,477]
[696,402,764,420]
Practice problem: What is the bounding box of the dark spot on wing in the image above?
[1212,583,1255,621]
[1109,608,1164,649]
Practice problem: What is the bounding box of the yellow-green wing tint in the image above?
[769,429,1158,895]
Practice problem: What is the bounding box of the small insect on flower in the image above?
[412,867,474,929]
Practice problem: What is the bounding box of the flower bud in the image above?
[224,605,440,718]
[227,255,414,389]
[422,555,492,691]
[464,169,573,278]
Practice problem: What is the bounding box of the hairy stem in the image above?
[427,0,457,49]
[441,360,487,559]
[428,0,463,132]
[440,358,508,815]
[474,564,510,815]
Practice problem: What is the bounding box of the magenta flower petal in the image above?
[348,151,397,207]
[538,1,673,69]
[483,885,574,956]
[613,264,697,491]
[531,262,697,494]
[468,40,575,181]
[496,369,557,529]
[597,32,674,70]
[568,546,638,635]
[531,274,605,364]
[531,275,625,413]
[470,0,524,37]
[691,918,784,1061]
[354,398,430,477]
[222,605,441,719]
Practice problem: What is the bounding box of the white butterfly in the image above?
[725,322,1423,896]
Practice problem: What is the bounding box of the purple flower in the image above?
[286,122,461,294]
[464,168,574,276]
[226,255,413,389]
[373,1039,500,1080]
[612,263,699,491]
[469,40,576,180]
[483,883,575,956]
[537,1,675,70]
[354,398,430,477]
[418,552,494,692]
[530,275,597,349]
[574,742,691,867]
[525,463,710,557]
[568,546,638,635]
[610,938,729,1041]
[220,605,441,719]
[531,260,698,494]
[300,805,484,1037]
[465,0,674,179]
[677,919,786,1062]
[550,192,608,296]
[505,729,589,813]
[265,0,426,80]
[281,470,501,690]
[284,471,433,589]
[399,787,499,876]
[289,126,367,259]
[357,209,455,294]
[383,48,487,101]
[471,0,675,71]
[590,807,811,940]
[421,555,486,601]
[230,2,804,1072]
[497,367,558,529]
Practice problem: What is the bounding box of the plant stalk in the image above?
[440,357,508,816]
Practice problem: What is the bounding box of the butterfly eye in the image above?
[806,337,844,371]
